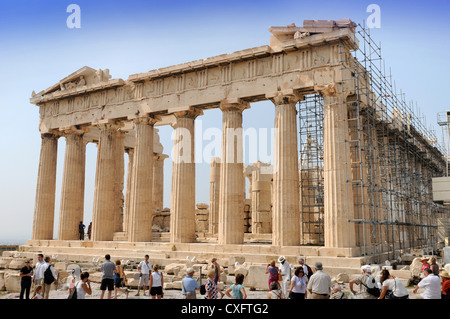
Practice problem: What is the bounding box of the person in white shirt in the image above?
[378,269,409,299]
[75,272,92,299]
[307,262,331,299]
[42,256,57,299]
[149,264,164,299]
[136,255,152,296]
[298,257,309,278]
[413,268,441,299]
[33,254,45,286]
[278,256,291,298]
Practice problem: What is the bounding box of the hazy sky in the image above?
[0,0,449,244]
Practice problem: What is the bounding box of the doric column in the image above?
[170,109,202,243]
[32,132,60,240]
[58,129,87,240]
[251,162,272,234]
[123,147,134,232]
[91,122,124,241]
[320,86,356,249]
[218,99,249,245]
[153,153,168,211]
[209,157,221,235]
[268,90,302,246]
[128,116,158,242]
[113,130,125,233]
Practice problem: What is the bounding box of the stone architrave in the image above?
[32,132,60,240]
[268,90,302,246]
[170,109,202,243]
[320,85,357,249]
[218,99,249,245]
[91,122,124,241]
[58,129,87,240]
[128,116,158,242]
[209,157,221,235]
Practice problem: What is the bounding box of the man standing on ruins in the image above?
[307,262,331,299]
[278,256,291,298]
[99,254,116,299]
[136,254,152,296]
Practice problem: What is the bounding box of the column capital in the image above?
[219,98,250,112]
[266,89,304,106]
[92,119,125,131]
[173,107,203,119]
[40,130,63,139]
[133,114,160,126]
[59,125,89,136]
[154,153,169,161]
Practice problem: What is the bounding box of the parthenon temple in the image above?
[24,19,450,267]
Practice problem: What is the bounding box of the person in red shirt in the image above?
[440,270,450,300]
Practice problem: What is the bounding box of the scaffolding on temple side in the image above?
[335,23,449,263]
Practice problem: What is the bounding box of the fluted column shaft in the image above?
[113,131,125,233]
[153,154,168,211]
[128,117,156,242]
[270,92,302,246]
[123,148,134,232]
[32,133,59,240]
[58,132,86,240]
[322,93,356,248]
[209,157,221,234]
[218,101,248,245]
[170,110,200,243]
[92,123,123,241]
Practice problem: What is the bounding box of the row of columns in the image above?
[32,89,357,249]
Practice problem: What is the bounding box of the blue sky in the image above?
[0,0,449,244]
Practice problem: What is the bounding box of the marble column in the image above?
[91,122,123,241]
[153,154,168,211]
[322,90,357,249]
[269,91,302,246]
[209,157,221,235]
[218,100,249,245]
[123,147,134,232]
[128,117,157,242]
[32,132,59,240]
[113,130,125,233]
[170,109,201,243]
[58,131,86,240]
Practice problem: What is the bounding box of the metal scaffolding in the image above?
[298,23,449,262]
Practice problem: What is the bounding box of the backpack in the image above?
[361,275,381,297]
[68,282,78,299]
[305,264,313,279]
[43,265,54,285]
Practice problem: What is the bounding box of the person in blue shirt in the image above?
[182,268,200,299]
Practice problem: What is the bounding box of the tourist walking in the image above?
[19,260,33,299]
[87,222,92,240]
[149,264,164,299]
[225,273,247,299]
[378,269,409,299]
[413,268,441,299]
[32,254,45,287]
[265,260,279,290]
[99,254,116,299]
[78,221,85,240]
[136,254,152,296]
[349,265,378,299]
[205,269,221,299]
[42,256,57,299]
[330,283,347,299]
[75,272,92,299]
[32,285,43,299]
[114,260,128,299]
[288,266,308,299]
[440,270,450,299]
[278,256,291,297]
[182,268,200,299]
[211,258,221,284]
[307,262,331,299]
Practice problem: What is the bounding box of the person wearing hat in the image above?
[307,262,331,299]
[349,265,378,299]
[420,257,430,278]
[182,268,200,299]
[278,256,291,298]
[440,270,450,299]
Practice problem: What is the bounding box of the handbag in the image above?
[68,282,79,299]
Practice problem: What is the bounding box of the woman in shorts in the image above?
[149,264,164,299]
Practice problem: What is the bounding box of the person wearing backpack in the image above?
[298,257,313,280]
[349,265,379,299]
[42,256,57,299]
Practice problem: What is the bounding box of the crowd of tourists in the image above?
[17,253,450,300]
